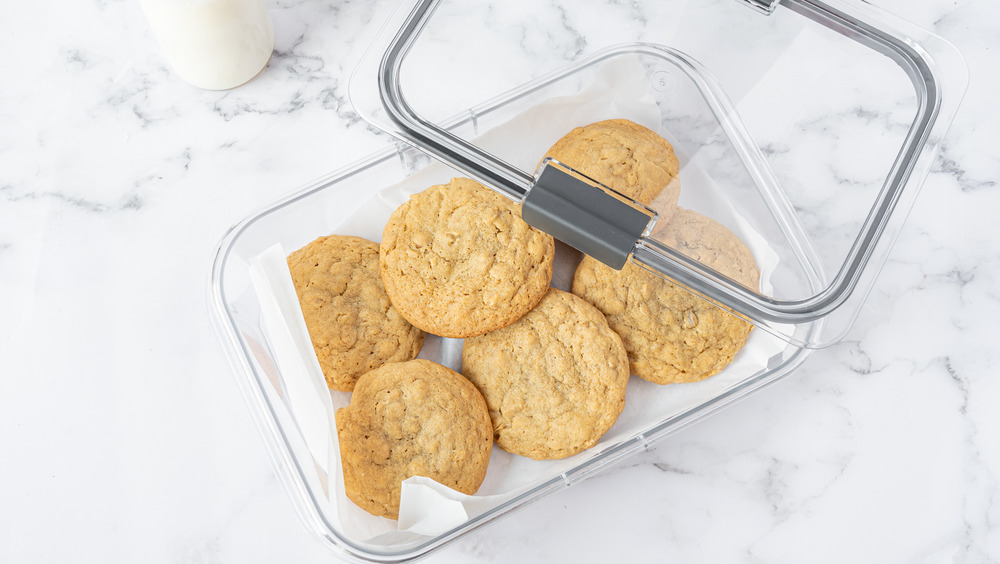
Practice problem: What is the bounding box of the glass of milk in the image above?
[141,0,275,90]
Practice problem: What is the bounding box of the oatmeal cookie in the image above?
[462,288,629,460]
[380,177,555,338]
[542,118,681,216]
[336,359,493,519]
[287,235,424,391]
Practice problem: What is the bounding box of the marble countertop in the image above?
[2,0,998,562]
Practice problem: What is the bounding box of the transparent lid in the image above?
[350,0,967,348]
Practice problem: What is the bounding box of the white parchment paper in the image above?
[247,56,790,547]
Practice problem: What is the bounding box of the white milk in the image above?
[141,0,274,90]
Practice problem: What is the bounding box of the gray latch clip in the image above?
[522,159,658,270]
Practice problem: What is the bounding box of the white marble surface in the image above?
[2,0,999,562]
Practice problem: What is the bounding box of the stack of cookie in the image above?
[285,118,759,520]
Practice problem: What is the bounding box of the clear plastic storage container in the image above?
[210,0,966,561]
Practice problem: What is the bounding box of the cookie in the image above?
[380,177,556,338]
[335,359,493,519]
[542,118,681,215]
[572,209,759,385]
[287,235,424,391]
[462,288,630,460]
[652,208,760,287]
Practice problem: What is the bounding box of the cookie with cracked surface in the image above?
[572,209,759,385]
[335,359,493,519]
[287,235,424,392]
[462,288,629,460]
[542,118,681,216]
[380,177,555,338]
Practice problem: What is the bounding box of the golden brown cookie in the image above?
[572,209,759,385]
[653,208,760,288]
[287,235,424,391]
[335,359,493,519]
[542,118,681,215]
[380,177,555,338]
[462,288,630,460]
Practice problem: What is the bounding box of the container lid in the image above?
[350,0,966,348]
